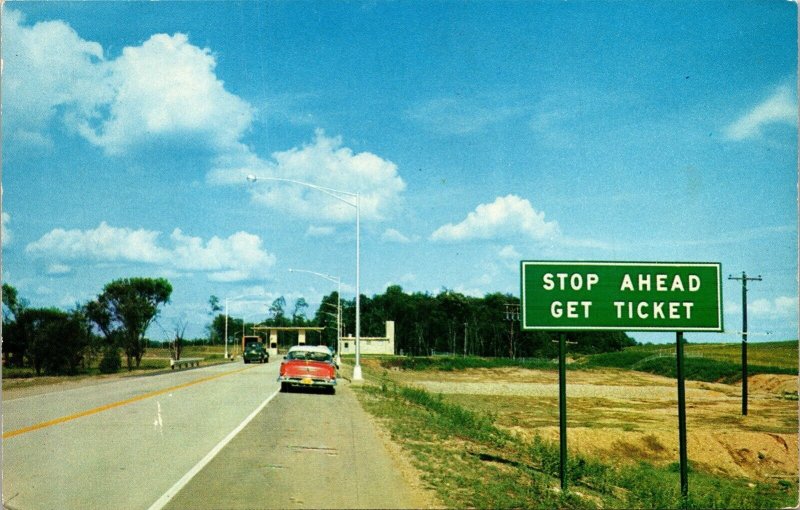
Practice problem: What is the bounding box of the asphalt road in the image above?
[3,360,424,510]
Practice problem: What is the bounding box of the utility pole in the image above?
[728,271,762,416]
[504,303,520,359]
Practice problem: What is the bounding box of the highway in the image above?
[3,360,425,509]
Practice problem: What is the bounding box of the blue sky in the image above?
[2,1,797,344]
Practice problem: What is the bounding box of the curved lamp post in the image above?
[225,294,266,360]
[288,268,342,365]
[247,174,362,380]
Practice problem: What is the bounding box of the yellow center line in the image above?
[3,365,255,439]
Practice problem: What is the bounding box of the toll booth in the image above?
[268,330,278,357]
[252,326,326,357]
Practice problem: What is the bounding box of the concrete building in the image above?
[338,320,395,356]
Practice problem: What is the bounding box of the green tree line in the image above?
[208,285,634,357]
[3,278,172,375]
[5,279,634,377]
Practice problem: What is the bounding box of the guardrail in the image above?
[170,357,202,370]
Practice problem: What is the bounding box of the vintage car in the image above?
[278,345,337,393]
[243,342,269,364]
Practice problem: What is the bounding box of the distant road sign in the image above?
[521,261,723,331]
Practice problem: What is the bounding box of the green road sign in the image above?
[521,261,723,331]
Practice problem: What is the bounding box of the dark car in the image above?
[243,342,269,364]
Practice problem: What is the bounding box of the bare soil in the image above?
[369,362,799,482]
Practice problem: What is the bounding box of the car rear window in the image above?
[286,350,332,363]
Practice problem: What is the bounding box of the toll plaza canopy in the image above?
[250,326,326,350]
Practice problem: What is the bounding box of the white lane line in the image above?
[147,388,281,510]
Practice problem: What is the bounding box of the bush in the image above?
[99,347,122,374]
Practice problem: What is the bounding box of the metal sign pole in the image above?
[558,333,568,492]
[676,331,688,507]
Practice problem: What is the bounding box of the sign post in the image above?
[676,331,688,507]
[521,261,722,500]
[558,334,567,492]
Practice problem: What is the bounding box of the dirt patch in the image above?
[368,362,799,482]
[747,374,798,394]
[522,427,797,480]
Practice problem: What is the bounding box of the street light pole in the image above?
[354,192,361,380]
[224,298,229,359]
[225,294,267,361]
[247,174,363,380]
[288,268,342,365]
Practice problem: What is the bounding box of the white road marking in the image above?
[147,388,281,510]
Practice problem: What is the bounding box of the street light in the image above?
[225,294,266,360]
[289,268,343,365]
[247,174,363,380]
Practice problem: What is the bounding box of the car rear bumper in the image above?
[277,375,337,387]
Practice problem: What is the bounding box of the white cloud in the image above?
[431,194,559,242]
[2,10,108,145]
[306,225,336,237]
[78,33,254,155]
[749,296,799,319]
[25,222,276,282]
[3,10,254,156]
[382,228,412,243]
[2,212,11,247]
[26,222,168,263]
[211,130,406,223]
[725,85,798,141]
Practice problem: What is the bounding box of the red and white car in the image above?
[278,345,337,394]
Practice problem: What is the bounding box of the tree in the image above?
[171,319,188,360]
[2,282,25,323]
[88,277,172,370]
[269,296,286,321]
[16,307,90,375]
[292,297,309,324]
[206,295,223,344]
[2,283,28,366]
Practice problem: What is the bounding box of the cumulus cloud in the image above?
[78,33,254,155]
[25,222,276,282]
[725,85,798,141]
[749,296,799,319]
[2,10,108,146]
[4,11,405,222]
[3,10,254,156]
[211,130,406,223]
[431,194,559,242]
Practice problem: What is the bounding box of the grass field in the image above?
[353,370,798,509]
[347,340,798,508]
[377,341,798,384]
[576,341,797,383]
[2,345,232,390]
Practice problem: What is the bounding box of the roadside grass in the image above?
[577,341,797,383]
[374,340,798,384]
[2,345,231,390]
[379,355,558,372]
[353,376,798,509]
